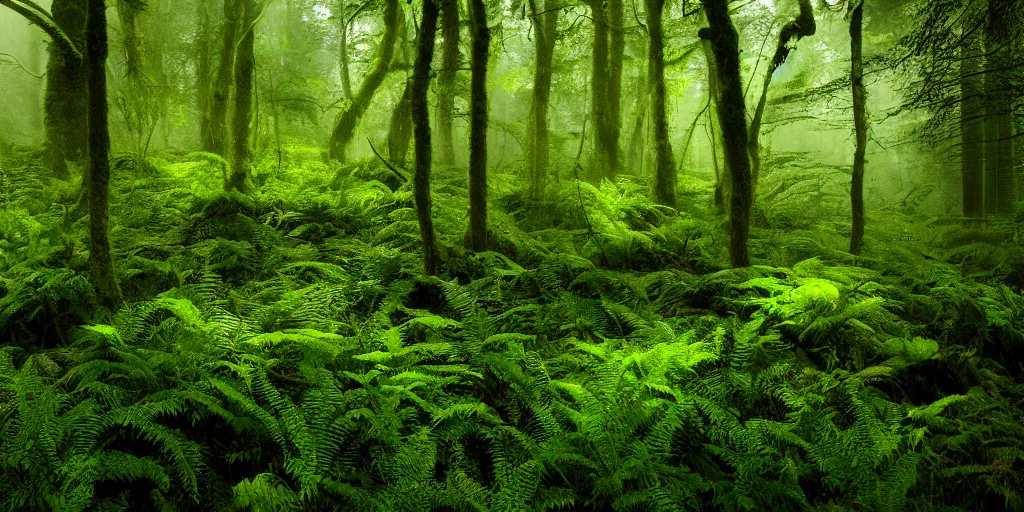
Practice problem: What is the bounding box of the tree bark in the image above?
[43,0,88,179]
[387,81,413,167]
[116,0,142,79]
[747,0,815,188]
[85,0,123,307]
[436,0,460,166]
[699,0,752,268]
[849,0,867,255]
[605,0,624,177]
[587,0,611,178]
[208,0,242,155]
[467,0,490,252]
[412,0,441,275]
[337,0,352,98]
[702,39,727,212]
[527,0,557,200]
[327,0,401,161]
[227,0,257,192]
[646,0,676,208]
[197,0,213,150]
[960,31,985,218]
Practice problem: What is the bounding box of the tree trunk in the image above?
[227,0,257,192]
[116,0,142,79]
[208,0,242,155]
[984,4,1016,215]
[587,0,611,178]
[527,0,557,200]
[387,81,413,167]
[412,0,442,275]
[436,0,460,166]
[699,0,752,268]
[327,0,401,161]
[337,0,352,98]
[197,0,213,150]
[44,0,88,179]
[467,0,490,252]
[646,0,676,208]
[702,39,727,212]
[960,31,985,219]
[849,0,867,255]
[85,0,123,307]
[605,0,624,177]
[747,0,815,188]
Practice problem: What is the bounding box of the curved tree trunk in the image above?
[699,0,752,267]
[467,0,490,252]
[44,0,88,179]
[747,0,815,188]
[327,0,400,161]
[646,0,676,208]
[85,0,123,307]
[412,0,441,275]
[436,0,460,166]
[527,0,558,200]
[208,0,242,155]
[849,0,867,254]
[227,0,257,192]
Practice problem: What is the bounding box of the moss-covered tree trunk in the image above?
[960,31,985,219]
[327,0,400,161]
[467,0,490,253]
[587,0,610,178]
[747,0,815,188]
[116,0,142,78]
[197,0,214,151]
[436,0,460,166]
[702,39,728,212]
[85,0,123,307]
[849,0,867,255]
[227,0,257,192]
[336,0,352,98]
[527,0,557,200]
[387,82,413,167]
[44,0,88,179]
[700,0,752,268]
[412,0,441,275]
[605,0,624,177]
[646,0,676,208]
[208,0,242,155]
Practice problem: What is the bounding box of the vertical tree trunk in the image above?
[197,0,214,150]
[467,0,490,252]
[527,0,557,200]
[646,0,676,208]
[605,0,624,177]
[412,0,441,275]
[702,39,728,212]
[587,0,610,178]
[387,82,413,167]
[85,0,123,307]
[849,0,867,255]
[699,0,752,267]
[436,0,460,166]
[984,4,1016,215]
[209,0,242,155]
[227,0,257,192]
[747,0,815,188]
[116,0,142,78]
[44,0,88,179]
[327,0,400,161]
[337,0,352,98]
[960,31,985,219]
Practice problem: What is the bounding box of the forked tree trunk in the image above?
[85,0,123,307]
[412,0,442,275]
[699,0,752,267]
[436,0,460,166]
[327,0,400,161]
[467,0,490,252]
[227,0,257,192]
[849,0,867,254]
[527,0,557,200]
[646,0,676,208]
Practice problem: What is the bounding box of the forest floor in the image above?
[1,142,1023,511]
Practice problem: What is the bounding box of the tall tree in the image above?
[387,14,413,168]
[960,30,985,218]
[586,0,611,177]
[197,0,213,151]
[412,0,442,275]
[336,0,352,98]
[327,0,401,161]
[606,0,624,176]
[702,39,727,212]
[227,0,258,192]
[747,0,816,187]
[436,0,460,166]
[646,0,676,208]
[208,0,243,155]
[849,0,868,254]
[85,0,123,307]
[467,0,490,252]
[700,0,752,267]
[527,0,558,200]
[983,3,1016,215]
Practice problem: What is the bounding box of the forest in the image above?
[0,0,1023,509]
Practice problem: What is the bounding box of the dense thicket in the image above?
[0,0,1022,510]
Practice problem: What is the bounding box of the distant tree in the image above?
[412,0,442,275]
[527,0,558,200]
[436,0,460,166]
[646,0,676,208]
[700,0,752,267]
[327,0,401,161]
[467,0,490,253]
[85,0,123,307]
